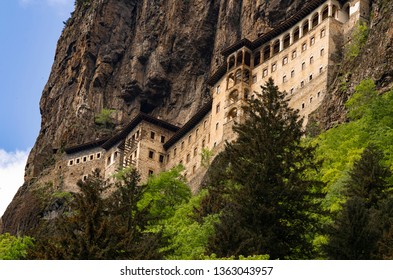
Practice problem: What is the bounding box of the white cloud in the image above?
[0,149,29,217]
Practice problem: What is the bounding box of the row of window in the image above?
[262,43,325,80]
[150,131,166,143]
[68,152,102,166]
[301,91,322,110]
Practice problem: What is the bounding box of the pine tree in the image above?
[346,145,391,208]
[206,78,324,259]
[325,145,393,259]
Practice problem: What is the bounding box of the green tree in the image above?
[325,145,393,259]
[206,78,324,259]
[140,165,191,223]
[31,170,112,259]
[108,167,163,259]
[95,108,115,129]
[160,190,219,259]
[0,233,34,260]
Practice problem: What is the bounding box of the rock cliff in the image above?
[2,0,393,235]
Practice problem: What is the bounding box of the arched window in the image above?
[228,55,235,70]
[312,13,319,28]
[343,3,350,22]
[302,20,309,35]
[283,33,290,49]
[273,40,280,55]
[263,45,271,61]
[244,89,249,100]
[254,51,261,66]
[244,51,251,66]
[332,5,338,19]
[227,108,238,120]
[228,90,239,104]
[227,73,235,89]
[236,52,243,66]
[243,69,250,84]
[235,69,242,84]
[293,27,300,42]
[322,5,329,20]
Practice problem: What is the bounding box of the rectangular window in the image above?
[290,88,294,94]
[282,56,288,65]
[194,147,198,157]
[309,74,313,81]
[216,103,220,114]
[271,63,277,72]
[292,50,297,59]
[148,150,154,159]
[96,153,101,159]
[216,85,220,94]
[160,135,166,143]
[283,75,287,83]
[310,56,314,64]
[321,28,326,38]
[186,154,190,163]
[310,36,315,46]
[196,128,199,137]
[320,48,325,56]
[83,156,87,162]
[302,62,306,70]
[181,141,184,150]
[319,66,323,73]
[216,122,219,130]
[69,160,74,166]
[301,81,305,88]
[159,154,164,163]
[188,135,192,144]
[150,131,155,140]
[90,155,94,161]
[149,170,154,176]
[291,70,295,78]
[174,148,177,157]
[302,42,307,52]
[252,74,257,84]
[263,68,268,77]
[302,103,305,109]
[76,158,80,164]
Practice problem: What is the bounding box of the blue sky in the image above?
[0,0,74,216]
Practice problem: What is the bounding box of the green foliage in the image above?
[206,78,324,260]
[0,233,34,260]
[141,165,191,222]
[201,148,214,168]
[346,79,377,120]
[94,108,115,129]
[29,167,196,259]
[75,0,91,8]
[314,80,393,212]
[160,190,219,259]
[324,145,393,259]
[345,22,369,59]
[202,254,270,260]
